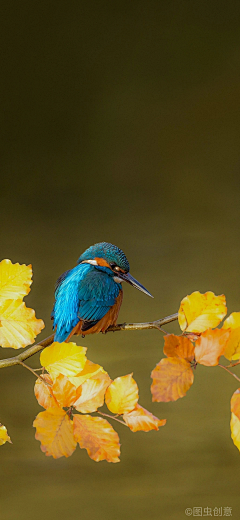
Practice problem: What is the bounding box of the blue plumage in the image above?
[53,263,120,341]
[52,242,153,342]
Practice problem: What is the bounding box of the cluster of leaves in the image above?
[0,259,44,446]
[1,259,240,461]
[150,291,240,452]
[0,260,165,462]
[33,342,166,462]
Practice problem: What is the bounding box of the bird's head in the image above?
[78,242,153,298]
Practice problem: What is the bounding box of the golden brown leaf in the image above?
[178,291,227,333]
[105,374,139,414]
[0,299,45,349]
[163,334,195,362]
[34,374,59,409]
[194,328,230,366]
[123,404,166,432]
[74,373,111,413]
[0,424,12,446]
[73,414,120,463]
[151,357,194,402]
[222,312,240,361]
[230,412,240,452]
[0,259,32,303]
[68,360,105,387]
[230,389,240,421]
[52,374,77,408]
[33,408,77,458]
[40,342,87,379]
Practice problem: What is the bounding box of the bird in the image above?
[52,242,153,343]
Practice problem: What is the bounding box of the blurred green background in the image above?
[1,1,240,518]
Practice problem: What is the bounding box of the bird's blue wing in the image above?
[77,269,120,330]
[52,264,120,342]
[52,263,91,342]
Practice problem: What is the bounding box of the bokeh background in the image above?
[1,1,240,519]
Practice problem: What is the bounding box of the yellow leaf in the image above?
[194,328,230,366]
[223,312,240,330]
[230,412,240,452]
[123,404,166,432]
[68,360,104,387]
[33,408,77,458]
[0,424,12,446]
[34,374,59,409]
[151,357,194,402]
[74,373,111,413]
[0,259,32,303]
[52,374,78,408]
[105,374,139,415]
[163,334,195,362]
[231,389,240,421]
[73,414,120,463]
[0,299,45,349]
[178,291,227,333]
[222,312,240,360]
[40,342,87,379]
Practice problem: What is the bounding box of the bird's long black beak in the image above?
[118,272,153,298]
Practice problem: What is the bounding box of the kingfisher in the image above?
[52,242,153,342]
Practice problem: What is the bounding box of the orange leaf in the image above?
[222,312,240,361]
[231,389,240,421]
[194,328,230,366]
[230,412,240,452]
[33,408,77,459]
[74,373,111,413]
[34,374,59,409]
[123,404,166,432]
[73,414,120,463]
[151,357,194,402]
[105,374,139,414]
[178,291,227,333]
[163,334,195,362]
[52,374,77,408]
[0,299,44,349]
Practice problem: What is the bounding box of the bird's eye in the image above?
[109,262,120,272]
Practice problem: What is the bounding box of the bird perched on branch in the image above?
[52,242,153,342]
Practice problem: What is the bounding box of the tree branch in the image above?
[0,312,179,369]
[106,313,178,332]
[218,364,240,383]
[97,410,128,427]
[0,334,55,369]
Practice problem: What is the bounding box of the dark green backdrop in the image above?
[1,2,240,519]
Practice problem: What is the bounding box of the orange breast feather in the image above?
[66,290,123,341]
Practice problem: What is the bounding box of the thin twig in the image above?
[226,360,240,368]
[0,312,179,370]
[18,361,51,386]
[218,364,240,383]
[97,410,127,427]
[18,361,41,379]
